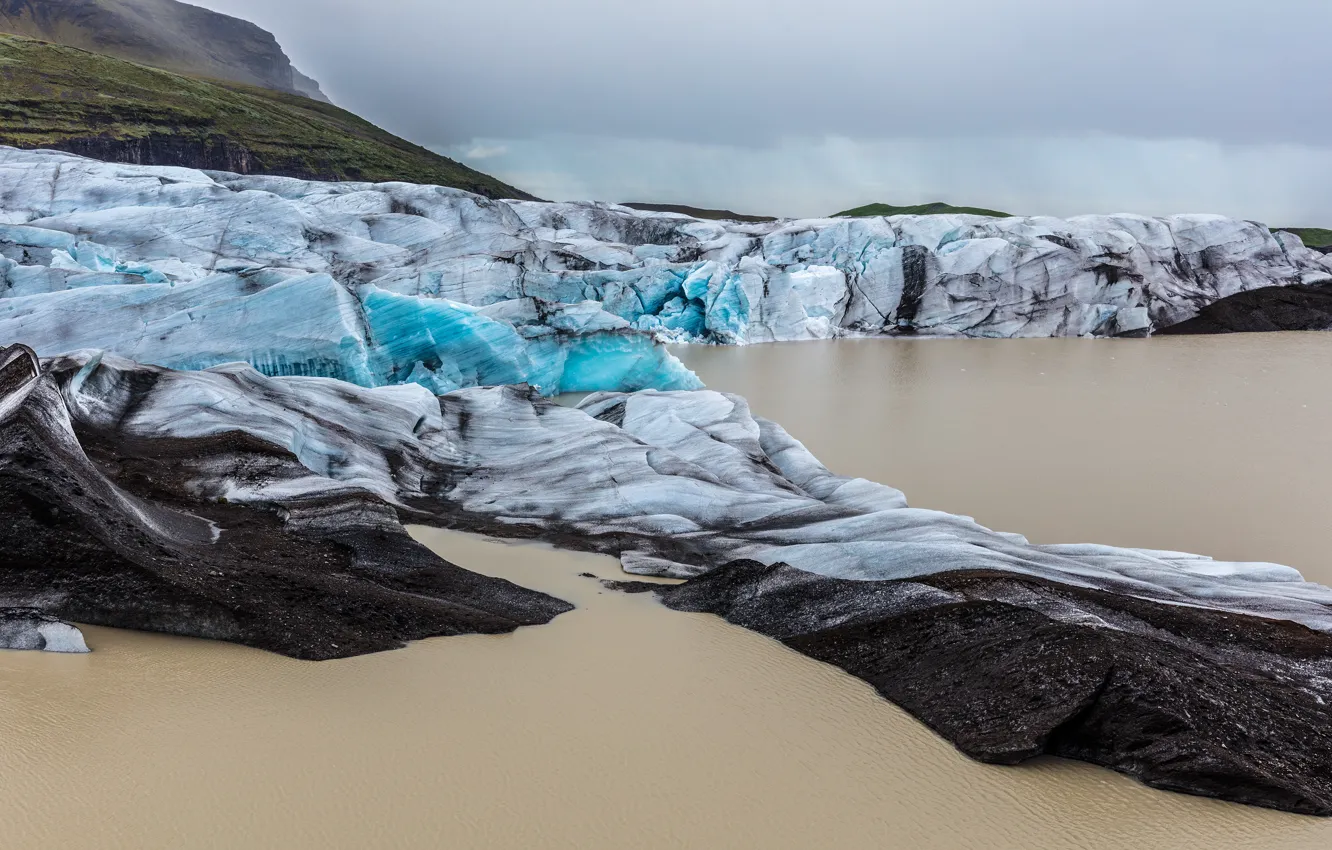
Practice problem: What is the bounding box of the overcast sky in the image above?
[197,0,1332,221]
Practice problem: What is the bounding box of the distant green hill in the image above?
[622,202,776,223]
[833,201,1012,219]
[0,34,534,199]
[1280,227,1332,250]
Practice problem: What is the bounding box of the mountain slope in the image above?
[0,34,534,198]
[834,203,1332,256]
[0,0,327,99]
[834,201,1012,218]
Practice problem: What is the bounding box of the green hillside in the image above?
[0,34,534,199]
[833,201,1012,219]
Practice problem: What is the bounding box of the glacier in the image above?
[48,352,1332,635]
[3,146,1332,397]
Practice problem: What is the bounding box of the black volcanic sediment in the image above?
[1160,282,1332,334]
[649,561,1332,816]
[0,348,571,660]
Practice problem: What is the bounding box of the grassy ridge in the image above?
[833,201,1012,219]
[0,34,534,199]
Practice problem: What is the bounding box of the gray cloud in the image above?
[194,0,1332,220]
[442,134,1332,222]
[193,0,1330,145]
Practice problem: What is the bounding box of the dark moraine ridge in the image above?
[628,561,1332,816]
[0,344,570,659]
[621,202,778,223]
[1160,282,1332,335]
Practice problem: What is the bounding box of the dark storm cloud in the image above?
[195,0,1329,149]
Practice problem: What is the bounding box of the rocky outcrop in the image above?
[1159,282,1332,334]
[0,341,36,400]
[0,0,327,99]
[47,133,256,176]
[0,345,571,660]
[291,68,327,103]
[646,562,1332,816]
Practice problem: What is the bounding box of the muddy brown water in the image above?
[1,335,1330,849]
[677,333,1332,586]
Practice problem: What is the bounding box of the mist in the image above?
[194,0,1332,221]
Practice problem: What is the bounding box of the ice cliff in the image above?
[3,147,1331,396]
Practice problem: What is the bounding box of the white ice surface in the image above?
[3,146,1329,390]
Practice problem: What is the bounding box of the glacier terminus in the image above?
[3,147,1331,395]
